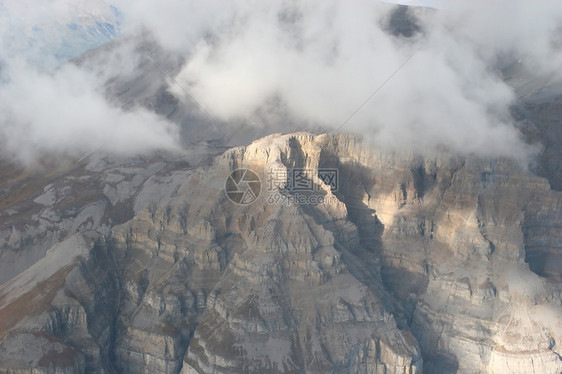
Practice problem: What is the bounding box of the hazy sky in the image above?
[1,0,561,164]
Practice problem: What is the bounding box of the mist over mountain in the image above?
[1,0,562,164]
[0,1,562,374]
[0,0,121,68]
[121,0,562,159]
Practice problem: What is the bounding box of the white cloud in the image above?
[0,60,179,164]
[147,0,560,160]
[0,0,180,164]
[2,0,562,164]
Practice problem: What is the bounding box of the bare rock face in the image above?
[108,134,422,373]
[0,132,561,373]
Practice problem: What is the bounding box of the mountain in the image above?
[0,20,562,374]
[0,0,121,66]
[0,127,561,373]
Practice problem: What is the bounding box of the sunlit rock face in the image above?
[0,131,560,373]
[1,0,562,371]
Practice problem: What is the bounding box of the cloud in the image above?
[0,0,121,69]
[0,61,179,164]
[0,0,180,164]
[2,0,562,164]
[125,0,561,160]
[114,0,235,55]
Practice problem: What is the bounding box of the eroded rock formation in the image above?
[0,132,561,373]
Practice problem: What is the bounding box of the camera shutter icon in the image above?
[225,168,261,205]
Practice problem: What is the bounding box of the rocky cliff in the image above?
[0,131,560,373]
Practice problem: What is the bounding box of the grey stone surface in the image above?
[1,132,560,373]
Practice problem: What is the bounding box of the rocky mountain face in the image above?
[0,129,561,373]
[1,18,562,372]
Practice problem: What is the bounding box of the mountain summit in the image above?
[0,130,561,373]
